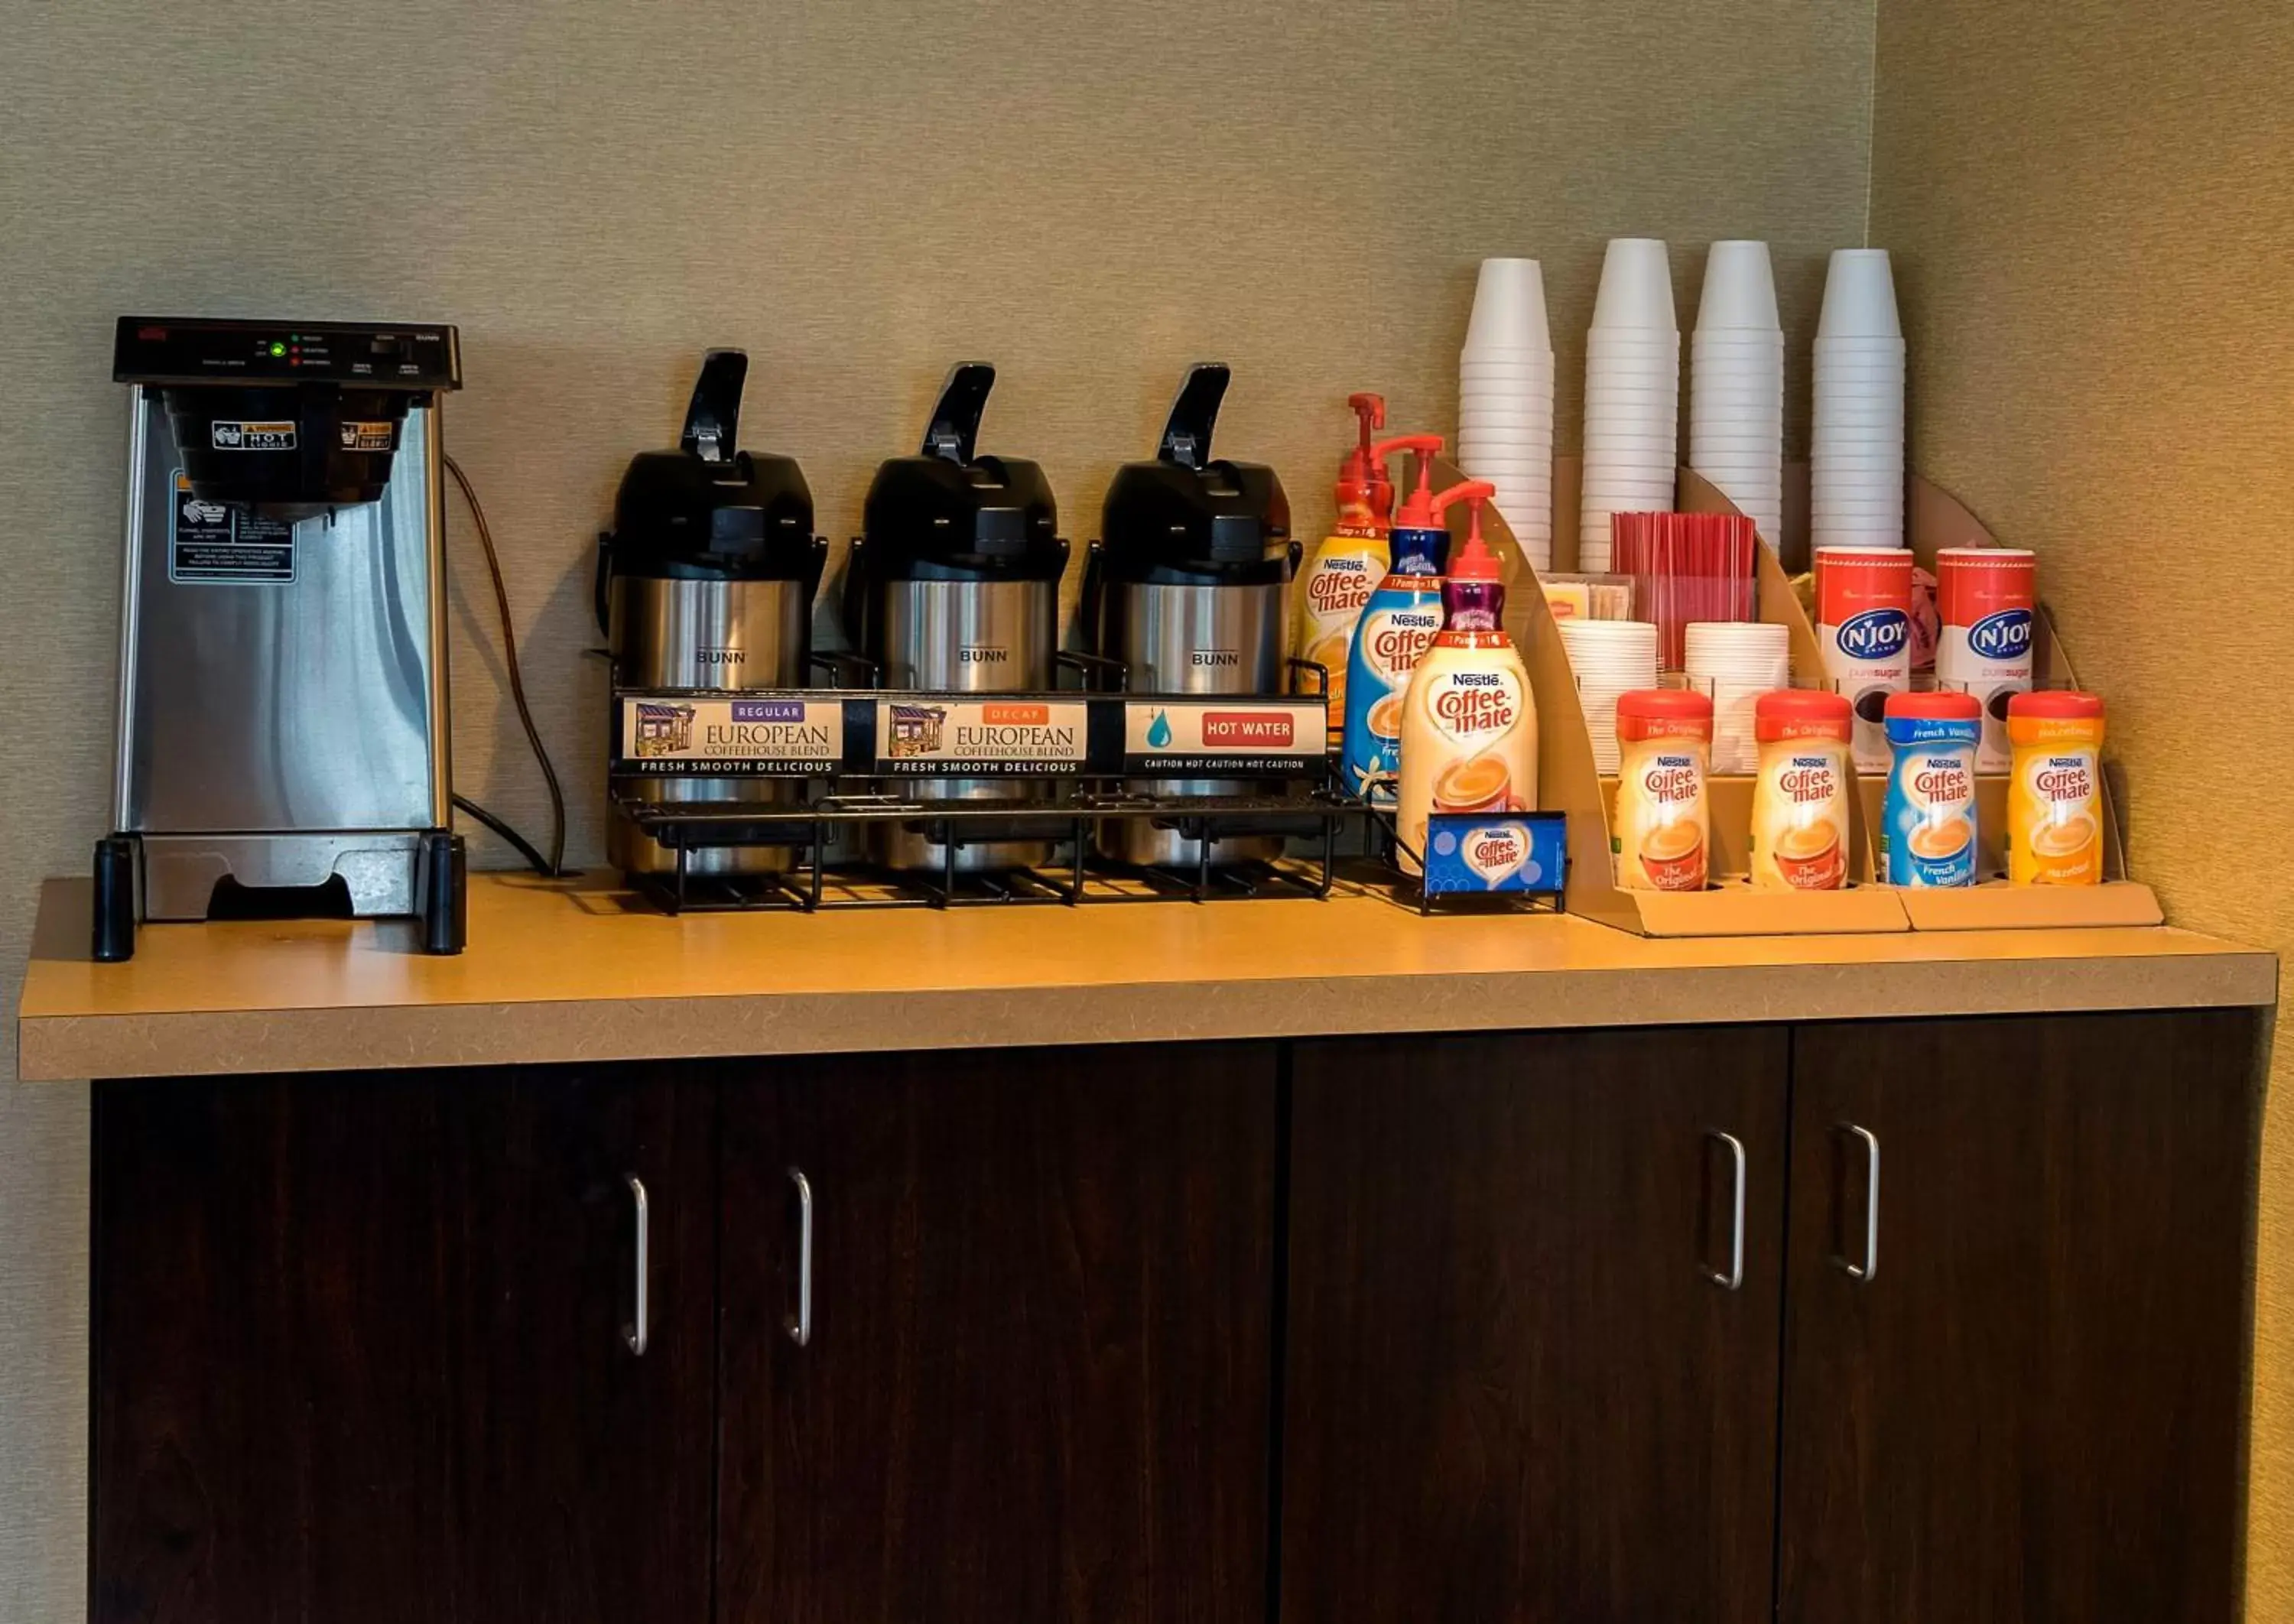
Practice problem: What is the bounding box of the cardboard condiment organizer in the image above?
[1434,460,1905,937]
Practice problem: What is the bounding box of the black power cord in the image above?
[444,451,570,878]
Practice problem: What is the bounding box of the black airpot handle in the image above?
[680,349,748,465]
[1157,362,1231,470]
[921,362,996,463]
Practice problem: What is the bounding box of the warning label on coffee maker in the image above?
[167,472,294,584]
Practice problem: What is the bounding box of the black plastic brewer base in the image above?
[419,830,468,955]
[92,835,140,963]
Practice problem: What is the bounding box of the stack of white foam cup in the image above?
[1683,620,1791,772]
[1581,239,1679,573]
[1457,258,1555,572]
[1811,248,1907,549]
[1558,618,1660,774]
[1688,242,1785,547]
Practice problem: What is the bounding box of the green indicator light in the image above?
[269,341,287,357]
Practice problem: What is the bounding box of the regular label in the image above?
[209,420,296,451]
[875,698,1089,776]
[1123,700,1325,776]
[167,472,294,584]
[619,696,843,775]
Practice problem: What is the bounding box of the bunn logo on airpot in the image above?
[1967,608,2033,661]
[959,646,1010,664]
[697,648,746,666]
[1191,649,1241,668]
[1835,608,1909,661]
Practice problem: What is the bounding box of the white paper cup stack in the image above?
[1688,242,1785,546]
[1581,239,1679,574]
[1682,621,1791,772]
[1458,258,1555,571]
[1811,248,1906,550]
[1558,618,1660,774]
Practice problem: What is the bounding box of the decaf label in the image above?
[875,699,1089,776]
[620,696,843,775]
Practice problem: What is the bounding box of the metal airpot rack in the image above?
[609,653,1367,913]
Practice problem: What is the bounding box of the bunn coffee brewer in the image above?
[1085,362,1297,866]
[846,363,1068,872]
[599,350,824,878]
[94,317,466,960]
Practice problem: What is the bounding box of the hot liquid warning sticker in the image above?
[167,472,295,584]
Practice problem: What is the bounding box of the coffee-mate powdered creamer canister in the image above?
[1935,547,2036,771]
[1881,690,1981,888]
[1749,690,1854,891]
[1815,547,1914,775]
[2006,689,2106,885]
[1613,690,1713,892]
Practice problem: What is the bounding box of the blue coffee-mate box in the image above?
[1881,697,1982,888]
[1421,814,1568,898]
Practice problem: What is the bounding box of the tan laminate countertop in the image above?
[15,874,2277,1082]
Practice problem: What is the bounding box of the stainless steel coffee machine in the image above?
[94,317,466,961]
[846,364,1067,872]
[599,350,824,878]
[1085,363,1296,866]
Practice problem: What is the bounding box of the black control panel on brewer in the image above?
[112,317,462,389]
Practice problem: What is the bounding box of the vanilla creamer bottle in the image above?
[1340,440,1455,801]
[1294,399,1409,745]
[1398,484,1537,876]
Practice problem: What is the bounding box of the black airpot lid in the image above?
[609,350,817,582]
[858,363,1064,582]
[1099,363,1292,586]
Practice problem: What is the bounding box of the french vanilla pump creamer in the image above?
[1398,484,1535,877]
[1341,442,1457,801]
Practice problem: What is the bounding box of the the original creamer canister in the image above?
[1881,690,1981,888]
[1815,546,1914,775]
[1935,546,2036,771]
[2006,689,2106,885]
[1749,690,1854,891]
[1614,690,1714,892]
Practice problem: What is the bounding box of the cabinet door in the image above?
[717,1041,1276,1624]
[90,1066,715,1624]
[1779,1011,2257,1623]
[1280,1025,1789,1624]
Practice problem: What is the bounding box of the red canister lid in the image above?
[1883,690,1982,721]
[1754,689,1851,742]
[2006,689,2104,719]
[1617,688,1714,742]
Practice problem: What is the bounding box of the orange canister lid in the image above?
[1754,689,1851,742]
[2006,689,2104,720]
[1883,690,1981,722]
[1617,688,1714,743]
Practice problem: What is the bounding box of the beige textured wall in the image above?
[1868,0,2293,1609]
[0,2,1875,1616]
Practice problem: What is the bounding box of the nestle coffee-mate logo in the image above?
[1204,710,1295,748]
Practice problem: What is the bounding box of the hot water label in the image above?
[617,696,844,775]
[1122,700,1327,776]
[1419,813,1568,898]
[167,470,294,584]
[874,699,1089,775]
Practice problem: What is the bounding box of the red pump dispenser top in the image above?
[1386,437,1452,530]
[1333,394,1392,532]
[1438,481,1502,582]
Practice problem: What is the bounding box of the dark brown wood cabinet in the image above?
[1778,1012,2257,1624]
[715,1041,1278,1624]
[1280,1025,1789,1624]
[89,1065,716,1624]
[83,1012,2260,1624]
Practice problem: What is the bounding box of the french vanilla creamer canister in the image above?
[1749,690,1854,892]
[2006,689,2106,885]
[1815,547,1914,775]
[1935,547,2036,771]
[1614,690,1713,893]
[1881,690,1981,888]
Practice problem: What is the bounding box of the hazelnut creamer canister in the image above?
[1340,440,1457,801]
[1397,483,1536,877]
[2006,689,2106,885]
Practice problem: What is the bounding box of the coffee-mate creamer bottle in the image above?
[2005,689,2106,885]
[1341,442,1457,802]
[1398,483,1536,876]
[1293,401,1412,742]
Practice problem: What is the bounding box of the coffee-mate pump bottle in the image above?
[1397,482,1537,875]
[1294,396,1410,742]
[1340,438,1454,801]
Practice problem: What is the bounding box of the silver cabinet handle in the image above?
[1704,1130,1746,1291]
[623,1174,650,1356]
[786,1168,814,1346]
[1833,1124,1880,1283]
